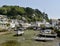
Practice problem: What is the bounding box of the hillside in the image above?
[0,5,49,22]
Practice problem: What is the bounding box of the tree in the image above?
[0,8,7,15]
[0,5,49,22]
[43,12,49,22]
[25,7,34,15]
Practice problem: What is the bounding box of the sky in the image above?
[0,0,60,19]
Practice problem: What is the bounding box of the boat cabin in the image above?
[40,27,54,34]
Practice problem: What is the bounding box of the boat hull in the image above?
[34,37,55,41]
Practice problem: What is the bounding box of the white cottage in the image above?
[50,19,58,27]
[10,19,19,28]
[0,15,9,29]
[20,23,31,28]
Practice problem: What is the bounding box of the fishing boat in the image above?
[34,27,57,41]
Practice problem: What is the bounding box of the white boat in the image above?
[34,33,57,41]
[34,27,57,41]
[16,30,24,35]
[34,37,54,41]
[15,28,24,35]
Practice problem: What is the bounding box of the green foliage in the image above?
[1,40,20,46]
[25,7,34,15]
[17,7,25,15]
[43,12,49,22]
[0,5,49,22]
[0,8,7,15]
